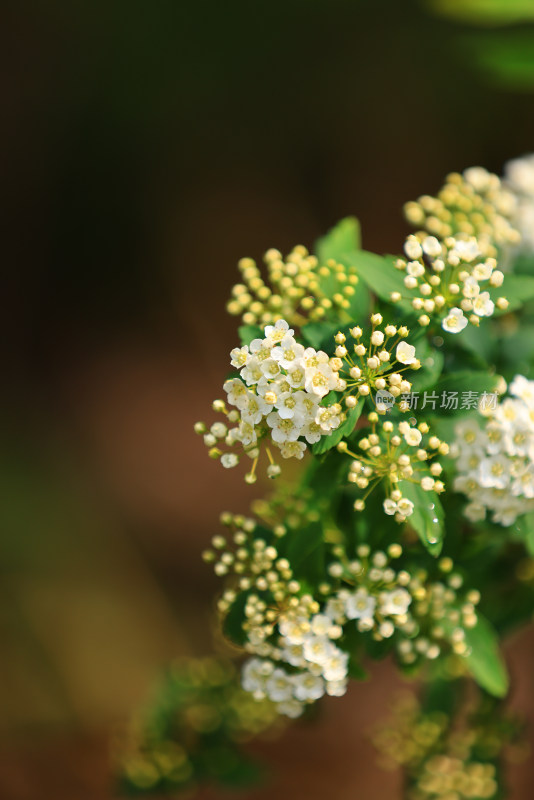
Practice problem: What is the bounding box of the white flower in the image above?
[285,363,306,389]
[264,319,293,343]
[281,644,305,667]
[302,636,336,666]
[300,421,323,444]
[242,658,270,693]
[421,236,442,257]
[325,679,348,697]
[345,589,376,622]
[223,378,249,408]
[293,673,325,702]
[221,453,239,468]
[271,335,305,368]
[236,420,257,446]
[510,375,534,408]
[380,588,412,616]
[404,427,422,446]
[276,699,304,718]
[278,440,307,459]
[397,497,414,517]
[279,617,310,645]
[315,405,341,432]
[442,307,468,333]
[230,345,249,368]
[310,614,334,636]
[472,291,495,317]
[383,498,398,516]
[473,260,494,281]
[462,276,480,298]
[240,357,264,385]
[304,364,338,398]
[265,668,295,702]
[478,455,510,489]
[241,391,270,425]
[322,651,349,682]
[266,411,302,443]
[396,340,417,365]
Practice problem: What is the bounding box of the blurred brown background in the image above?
[2,1,534,797]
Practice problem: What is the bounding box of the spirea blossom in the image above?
[403,167,520,257]
[504,153,534,253]
[391,234,509,332]
[452,375,534,526]
[195,320,345,481]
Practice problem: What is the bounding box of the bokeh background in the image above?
[3,0,534,797]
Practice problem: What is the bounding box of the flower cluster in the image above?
[226,245,360,327]
[373,694,523,800]
[241,602,349,718]
[207,519,479,718]
[326,546,479,667]
[504,153,534,254]
[195,320,345,481]
[404,167,520,258]
[337,414,447,520]
[116,657,279,794]
[391,233,508,333]
[452,375,534,526]
[333,314,421,409]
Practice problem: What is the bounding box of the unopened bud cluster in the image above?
[333,315,420,410]
[373,693,521,800]
[404,167,520,258]
[226,246,360,327]
[337,414,447,521]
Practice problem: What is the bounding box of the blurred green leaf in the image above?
[238,324,263,346]
[433,371,500,413]
[345,251,408,304]
[300,321,338,351]
[222,593,249,646]
[462,615,509,698]
[428,0,534,25]
[492,274,534,314]
[460,29,534,89]
[282,521,325,584]
[315,216,361,264]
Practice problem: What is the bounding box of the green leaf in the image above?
[315,216,361,265]
[222,593,249,646]
[398,481,444,556]
[345,251,408,304]
[453,323,495,366]
[514,510,534,556]
[238,324,263,346]
[462,614,509,698]
[432,371,500,414]
[282,521,325,584]
[300,321,337,351]
[410,338,445,393]
[312,398,364,455]
[492,274,534,315]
